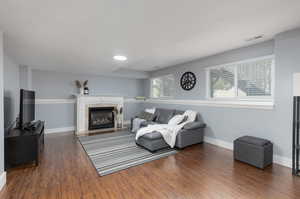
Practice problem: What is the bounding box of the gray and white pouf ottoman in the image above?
[234,136,273,169]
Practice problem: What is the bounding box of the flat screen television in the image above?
[19,89,35,128]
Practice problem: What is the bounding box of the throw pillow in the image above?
[145,108,156,114]
[168,115,185,125]
[138,111,155,121]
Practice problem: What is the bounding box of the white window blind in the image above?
[210,65,235,98]
[237,59,272,97]
[207,56,274,100]
[151,74,175,98]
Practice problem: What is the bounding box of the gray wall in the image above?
[19,65,32,90]
[32,70,145,99]
[146,40,275,99]
[142,29,300,159]
[36,103,76,129]
[0,31,5,175]
[36,102,143,129]
[3,54,20,129]
[32,70,145,129]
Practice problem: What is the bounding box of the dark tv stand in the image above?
[5,121,45,169]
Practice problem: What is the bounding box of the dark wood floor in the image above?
[1,132,300,199]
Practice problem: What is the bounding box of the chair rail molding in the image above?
[145,99,274,110]
[36,98,274,109]
[36,98,143,104]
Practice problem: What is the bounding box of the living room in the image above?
[1,1,300,198]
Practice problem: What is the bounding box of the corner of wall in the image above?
[0,30,6,190]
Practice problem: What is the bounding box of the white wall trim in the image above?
[45,126,75,134]
[273,155,292,168]
[145,99,274,110]
[0,172,6,192]
[36,98,274,109]
[203,136,292,168]
[36,98,75,104]
[204,136,233,150]
[36,98,144,104]
[124,98,145,103]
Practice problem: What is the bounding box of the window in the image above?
[207,56,274,100]
[150,74,175,98]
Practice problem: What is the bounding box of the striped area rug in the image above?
[78,131,177,176]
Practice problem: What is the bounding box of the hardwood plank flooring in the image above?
[1,131,300,199]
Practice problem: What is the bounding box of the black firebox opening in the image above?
[88,107,114,130]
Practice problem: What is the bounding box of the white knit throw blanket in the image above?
[135,110,197,148]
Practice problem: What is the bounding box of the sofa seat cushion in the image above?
[141,131,163,140]
[155,108,175,124]
[174,110,184,115]
[183,122,206,130]
[140,121,158,127]
[236,136,270,146]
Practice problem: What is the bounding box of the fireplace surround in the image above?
[75,95,124,135]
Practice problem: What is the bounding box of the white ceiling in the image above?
[0,0,300,75]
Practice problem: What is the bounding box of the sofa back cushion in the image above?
[175,109,200,122]
[174,110,184,115]
[155,108,175,124]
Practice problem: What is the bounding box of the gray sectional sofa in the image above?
[131,108,206,152]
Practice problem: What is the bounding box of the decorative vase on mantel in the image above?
[117,107,123,128]
[80,88,84,95]
[84,87,89,95]
[114,106,123,129]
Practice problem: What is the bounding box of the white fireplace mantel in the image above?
[75,95,124,135]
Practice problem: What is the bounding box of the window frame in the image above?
[206,55,275,102]
[150,74,175,99]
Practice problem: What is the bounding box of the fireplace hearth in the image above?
[88,107,115,130]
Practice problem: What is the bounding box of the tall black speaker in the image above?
[293,73,300,175]
[293,96,300,175]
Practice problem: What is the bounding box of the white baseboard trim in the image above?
[273,155,292,168]
[0,172,6,192]
[203,136,292,168]
[204,136,233,150]
[45,126,75,134]
[44,122,132,134]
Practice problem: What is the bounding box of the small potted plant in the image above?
[75,80,89,95]
[75,80,83,95]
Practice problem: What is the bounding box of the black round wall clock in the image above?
[180,72,196,91]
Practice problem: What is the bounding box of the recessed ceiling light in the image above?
[245,34,264,42]
[113,55,127,61]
